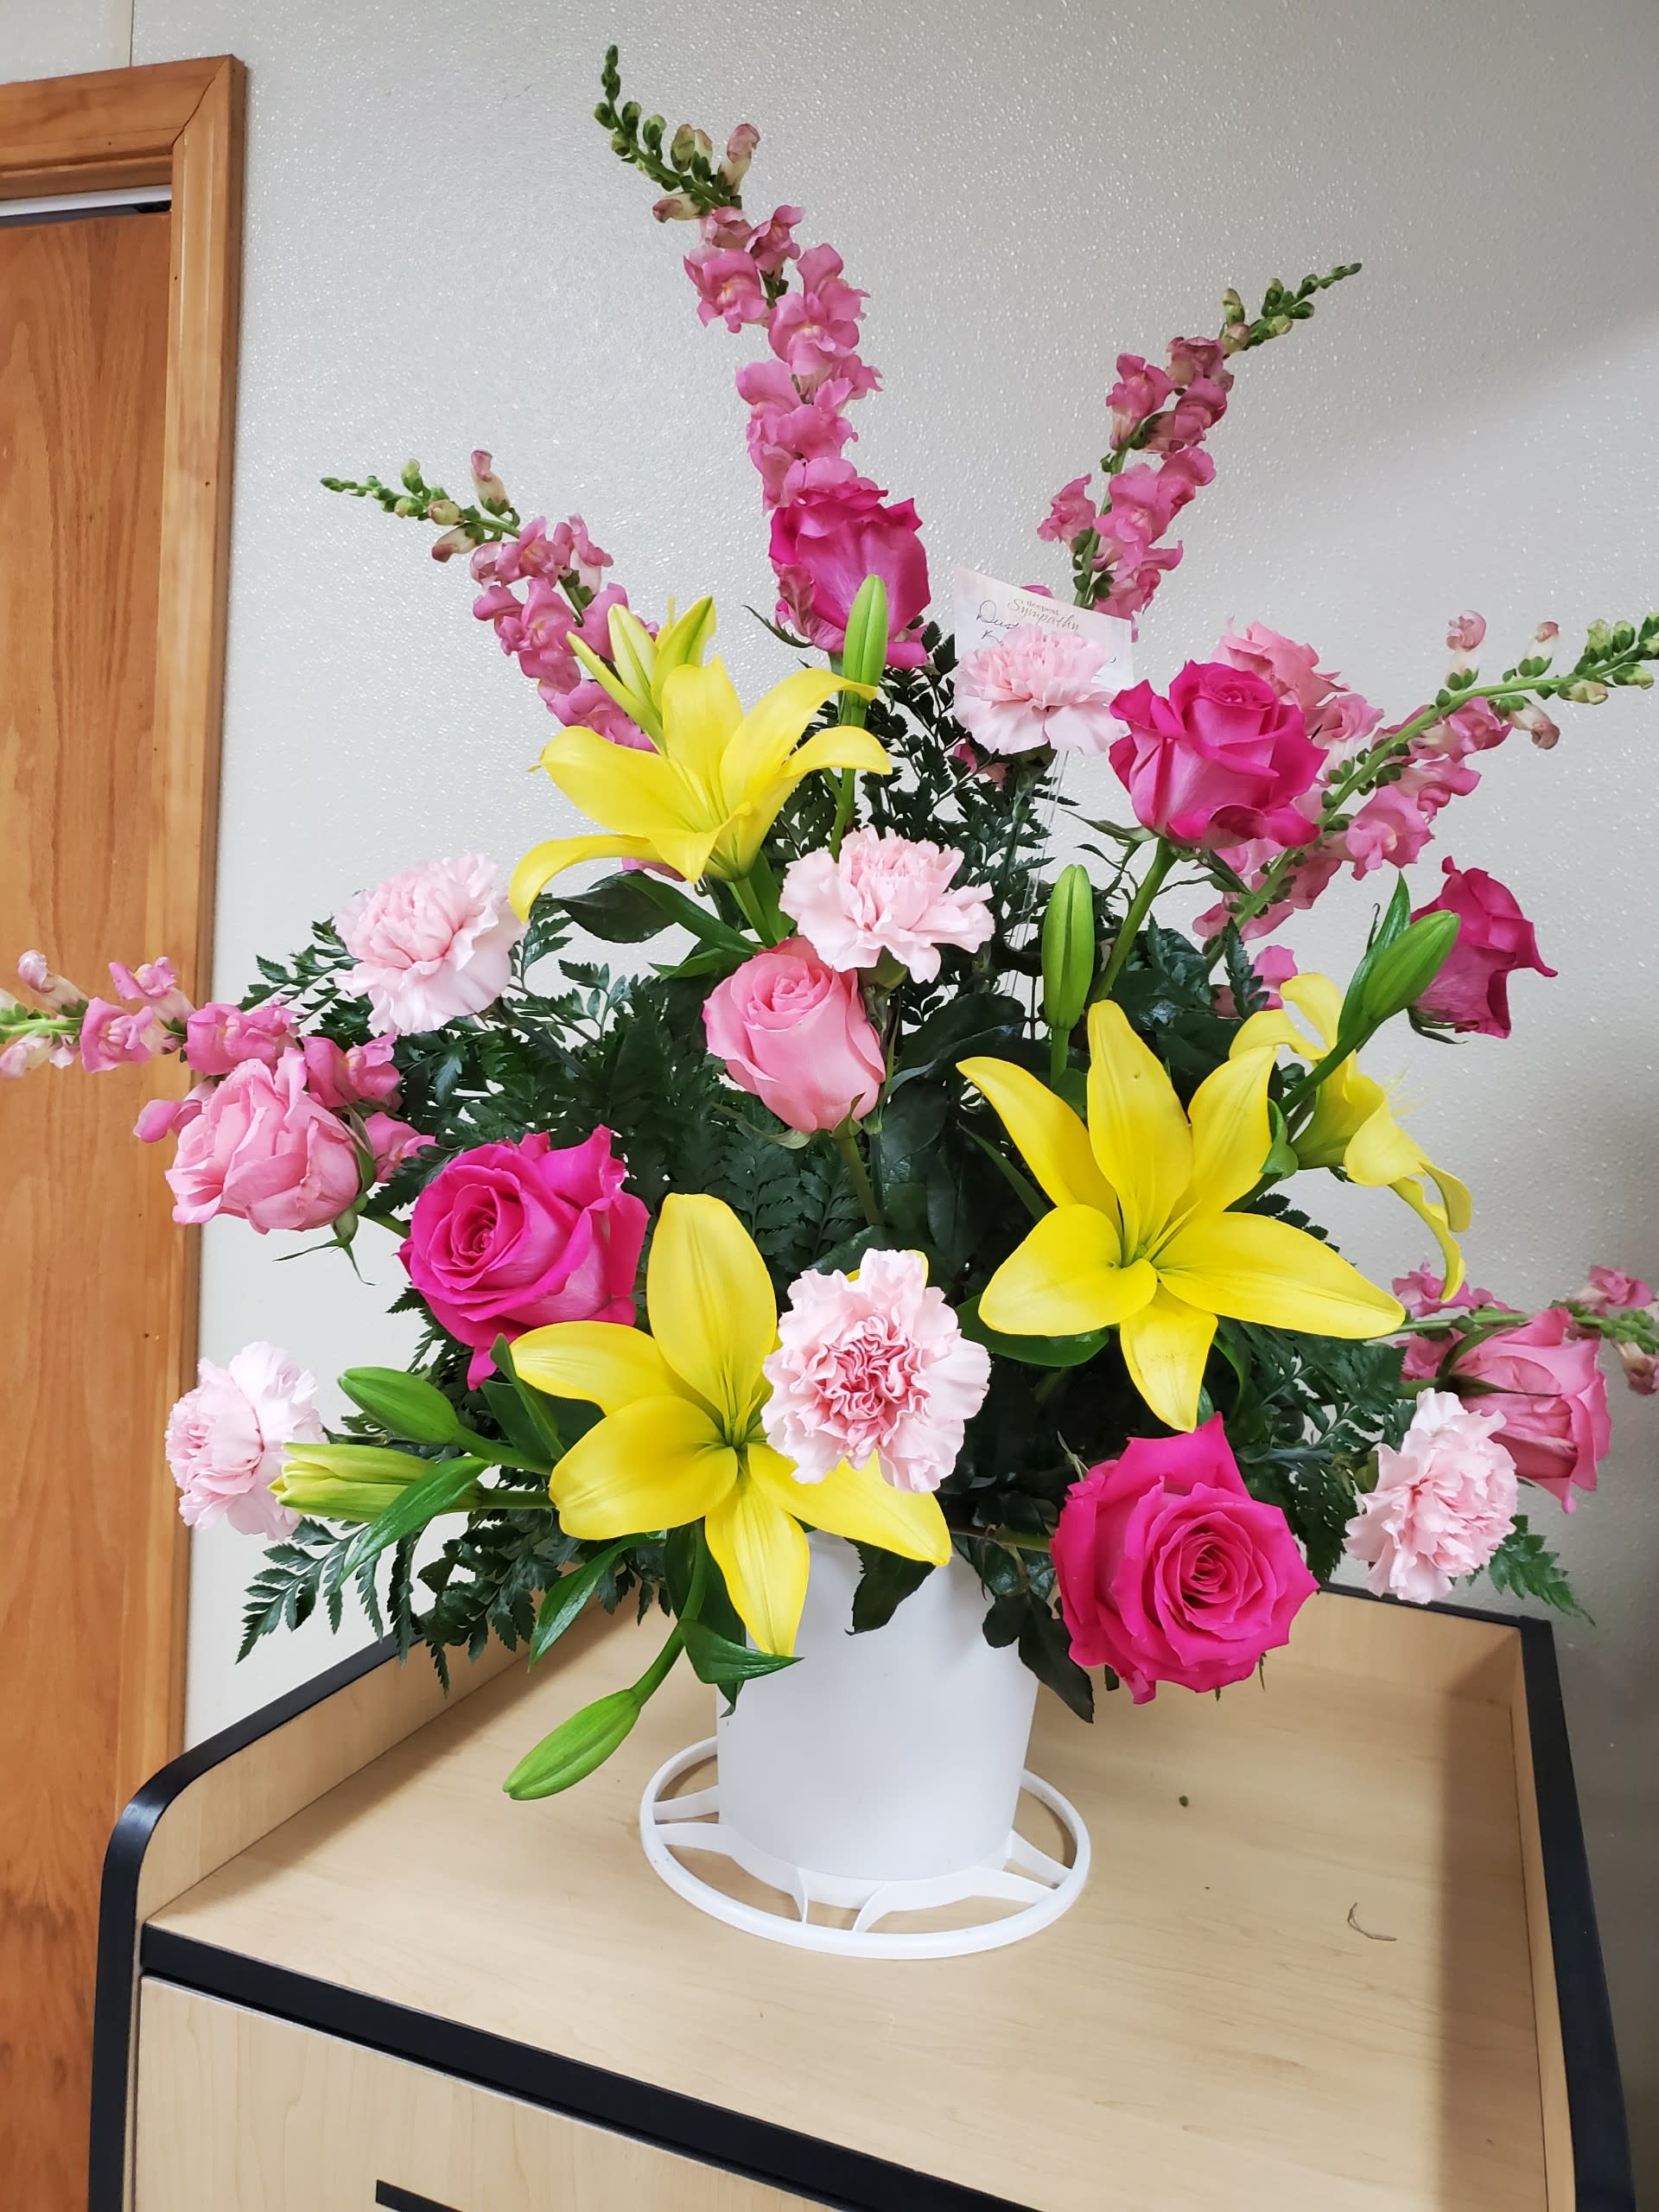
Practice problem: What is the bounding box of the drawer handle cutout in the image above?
[376,2187,464,2212]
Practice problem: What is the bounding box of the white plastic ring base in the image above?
[639,1737,1091,1960]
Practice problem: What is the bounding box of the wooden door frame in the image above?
[0,58,245,1789]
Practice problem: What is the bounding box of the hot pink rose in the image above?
[338,854,524,1036]
[1409,861,1556,1039]
[1343,1390,1516,1604]
[165,1341,324,1539]
[183,998,301,1076]
[780,830,993,982]
[401,1128,646,1385]
[770,464,931,668]
[1109,661,1324,849]
[702,938,883,1134]
[1052,1415,1318,1702]
[954,625,1126,759]
[1446,1309,1611,1509]
[761,1248,990,1494]
[167,1051,364,1234]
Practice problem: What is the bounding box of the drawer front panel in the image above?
[132,1980,821,2211]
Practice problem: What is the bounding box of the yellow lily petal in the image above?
[653,594,717,683]
[509,1321,690,1414]
[567,632,657,740]
[1389,1176,1466,1302]
[751,1441,952,1568]
[509,834,661,918]
[1177,1047,1274,1223]
[1230,1006,1317,1060]
[1281,973,1344,1049]
[720,666,868,794]
[705,1471,810,1656]
[957,1056,1117,1214]
[1118,1287,1217,1433]
[658,656,744,792]
[1084,1001,1192,1253]
[1341,1098,1428,1190]
[646,1192,776,1426]
[1157,1211,1406,1338]
[1433,1164,1472,1235]
[548,1395,738,1540]
[980,1206,1156,1337]
[607,601,657,701]
[538,728,703,849]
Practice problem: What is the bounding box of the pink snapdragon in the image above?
[760,1248,990,1494]
[1217,622,1336,716]
[105,955,192,1020]
[1106,354,1173,447]
[767,243,869,391]
[1214,943,1297,1019]
[735,360,856,504]
[165,1340,325,1539]
[78,998,168,1072]
[953,625,1126,758]
[1037,475,1099,545]
[780,830,994,982]
[1446,610,1486,664]
[1343,1390,1516,1604]
[17,950,88,1011]
[1392,1267,1501,1321]
[471,518,647,741]
[337,855,524,1037]
[1577,1265,1655,1313]
[184,999,302,1077]
[300,1033,402,1112]
[1166,335,1234,391]
[684,245,769,331]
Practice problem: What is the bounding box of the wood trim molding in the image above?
[0,57,245,1795]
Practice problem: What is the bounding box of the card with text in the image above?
[951,568,1135,688]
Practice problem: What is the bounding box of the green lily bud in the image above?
[502,1688,640,1800]
[272,1442,439,1522]
[339,1368,470,1446]
[836,573,889,730]
[1042,865,1096,1037]
[1353,910,1460,1028]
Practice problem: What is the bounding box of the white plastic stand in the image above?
[636,1536,1092,1958]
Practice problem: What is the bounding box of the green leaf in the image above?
[529,1539,632,1663]
[1018,1601,1095,1720]
[480,1377,554,1467]
[958,1293,1109,1369]
[888,993,1026,1090]
[342,1454,484,1577]
[502,1688,640,1799]
[551,875,684,944]
[492,1335,563,1461]
[1484,1515,1591,1620]
[849,1544,935,1632]
[681,1620,801,1687]
[339,1367,469,1446]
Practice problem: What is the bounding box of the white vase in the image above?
[714,1533,1039,1885]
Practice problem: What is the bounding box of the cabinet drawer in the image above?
[133,1980,819,2211]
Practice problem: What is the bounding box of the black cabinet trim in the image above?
[92,1590,1634,2210]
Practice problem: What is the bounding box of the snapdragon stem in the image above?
[1096,840,1175,1000]
[834,1128,883,1229]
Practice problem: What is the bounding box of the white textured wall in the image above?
[9,0,1657,2171]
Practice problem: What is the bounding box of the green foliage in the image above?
[1484,1516,1589,1620]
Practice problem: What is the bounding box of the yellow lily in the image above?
[510,1193,949,1655]
[568,593,718,745]
[1231,973,1471,1300]
[961,1002,1404,1433]
[510,655,888,913]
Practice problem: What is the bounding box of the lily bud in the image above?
[1042,865,1096,1037]
[273,1442,440,1522]
[836,573,889,729]
[1355,911,1460,1029]
[339,1367,469,1446]
[502,1689,640,1800]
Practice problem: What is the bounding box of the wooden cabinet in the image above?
[94,1592,1634,2210]
[134,1982,812,2210]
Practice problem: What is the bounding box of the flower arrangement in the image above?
[10,48,1659,1802]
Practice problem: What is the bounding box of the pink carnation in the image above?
[167,1051,365,1234]
[954,624,1125,758]
[1037,474,1098,546]
[779,830,994,982]
[165,1340,325,1538]
[338,854,524,1036]
[760,1248,990,1494]
[1344,1390,1517,1604]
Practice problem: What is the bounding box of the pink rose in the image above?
[1409,861,1556,1038]
[165,1340,324,1538]
[954,625,1126,759]
[1052,1416,1317,1702]
[1216,621,1336,715]
[183,998,300,1076]
[1037,474,1098,546]
[760,1248,990,1493]
[1109,661,1324,849]
[779,829,994,982]
[78,997,167,1071]
[1343,1390,1516,1604]
[1447,1309,1611,1509]
[338,854,524,1036]
[400,1128,647,1385]
[167,1051,364,1234]
[135,1089,209,1144]
[702,938,883,1135]
[770,464,931,668]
